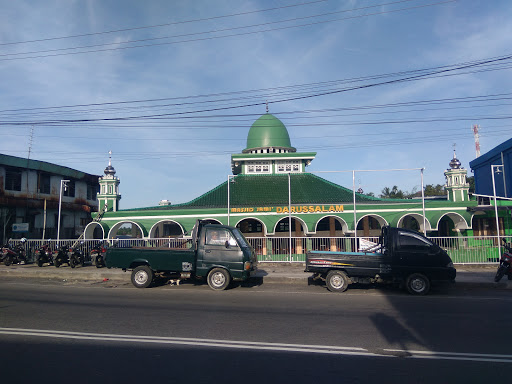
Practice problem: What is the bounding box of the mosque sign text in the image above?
[230,205,344,214]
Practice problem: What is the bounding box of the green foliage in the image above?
[424,184,446,196]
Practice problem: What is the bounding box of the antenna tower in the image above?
[472,124,480,158]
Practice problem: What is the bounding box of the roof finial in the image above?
[108,150,112,166]
[266,100,269,114]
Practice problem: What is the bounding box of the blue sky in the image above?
[0,0,511,209]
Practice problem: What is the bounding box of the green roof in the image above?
[128,173,382,211]
[243,114,296,152]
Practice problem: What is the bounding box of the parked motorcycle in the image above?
[69,244,86,268]
[2,238,27,266]
[90,241,108,268]
[494,238,512,282]
[35,242,54,267]
[53,245,71,268]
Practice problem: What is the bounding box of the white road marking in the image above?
[0,327,510,363]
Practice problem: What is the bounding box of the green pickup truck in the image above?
[105,221,257,290]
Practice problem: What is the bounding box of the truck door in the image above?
[200,227,244,273]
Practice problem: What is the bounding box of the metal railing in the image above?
[3,235,506,264]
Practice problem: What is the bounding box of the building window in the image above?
[5,167,22,191]
[87,184,98,200]
[63,180,75,197]
[276,160,301,173]
[38,173,51,194]
[246,161,271,174]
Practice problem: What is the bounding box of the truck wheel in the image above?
[406,273,430,295]
[326,270,349,292]
[131,265,153,288]
[207,268,231,290]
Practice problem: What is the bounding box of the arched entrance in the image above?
[84,222,106,239]
[314,216,348,252]
[396,213,431,233]
[437,213,469,236]
[108,221,145,239]
[356,215,387,237]
[236,218,266,256]
[273,217,307,255]
[149,220,184,238]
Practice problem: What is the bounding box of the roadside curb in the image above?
[0,264,510,289]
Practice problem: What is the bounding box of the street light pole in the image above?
[491,164,503,259]
[57,179,69,245]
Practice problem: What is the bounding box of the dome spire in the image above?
[449,144,462,170]
[104,150,116,176]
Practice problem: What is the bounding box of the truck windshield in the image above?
[232,228,249,248]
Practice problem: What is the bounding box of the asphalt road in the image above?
[0,279,510,383]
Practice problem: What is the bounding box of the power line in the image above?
[2,52,511,126]
[0,0,327,46]
[0,0,455,61]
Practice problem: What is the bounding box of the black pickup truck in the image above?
[305,226,456,295]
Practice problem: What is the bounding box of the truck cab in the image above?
[195,224,257,288]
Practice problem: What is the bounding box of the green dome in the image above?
[243,114,296,153]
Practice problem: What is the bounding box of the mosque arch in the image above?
[436,212,469,236]
[314,215,348,235]
[235,217,267,237]
[312,216,349,252]
[149,220,185,239]
[84,222,109,240]
[356,215,388,237]
[396,213,432,233]
[273,216,308,235]
[272,216,308,256]
[107,221,146,239]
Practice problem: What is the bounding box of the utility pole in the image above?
[472,125,481,158]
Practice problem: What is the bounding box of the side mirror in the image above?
[225,240,230,248]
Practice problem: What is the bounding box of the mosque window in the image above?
[246,161,271,174]
[276,160,301,173]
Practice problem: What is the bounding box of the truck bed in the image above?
[106,247,196,272]
[305,250,393,277]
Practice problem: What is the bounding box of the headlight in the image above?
[447,261,454,268]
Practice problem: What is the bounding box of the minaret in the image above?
[444,148,470,202]
[97,151,121,211]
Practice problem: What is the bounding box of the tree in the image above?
[467,176,475,194]
[380,186,405,199]
[424,184,446,197]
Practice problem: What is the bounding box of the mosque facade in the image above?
[85,114,511,251]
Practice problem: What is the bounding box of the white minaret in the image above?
[97,151,121,211]
[444,147,470,202]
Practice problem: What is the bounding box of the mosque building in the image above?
[85,113,511,259]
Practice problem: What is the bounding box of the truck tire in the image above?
[131,265,154,288]
[207,268,231,290]
[326,270,349,292]
[406,273,430,295]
